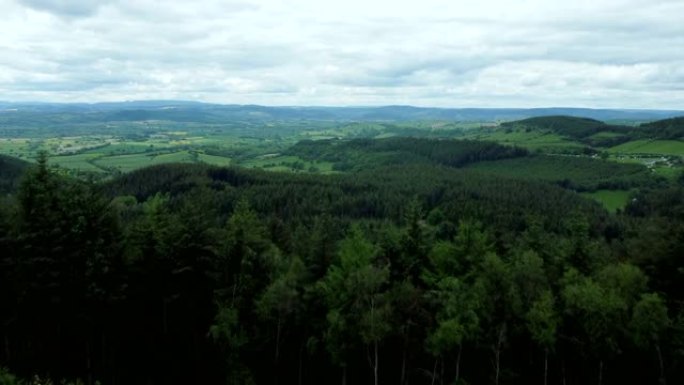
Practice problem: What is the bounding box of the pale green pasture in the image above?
[609,140,684,156]
[49,153,105,173]
[580,190,632,213]
[198,153,232,167]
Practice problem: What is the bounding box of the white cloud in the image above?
[0,0,682,108]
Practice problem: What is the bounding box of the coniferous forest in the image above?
[1,135,684,385]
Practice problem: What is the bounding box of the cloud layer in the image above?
[0,0,682,108]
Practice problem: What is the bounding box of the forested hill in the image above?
[635,116,684,139]
[284,137,660,192]
[286,137,528,171]
[501,116,617,139]
[501,114,684,141]
[104,162,605,234]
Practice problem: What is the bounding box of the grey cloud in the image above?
[2,0,684,108]
[18,0,113,17]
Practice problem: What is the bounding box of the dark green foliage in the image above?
[502,115,684,143]
[1,139,684,385]
[467,154,659,192]
[502,115,612,139]
[287,137,528,171]
[635,116,684,139]
[0,155,29,194]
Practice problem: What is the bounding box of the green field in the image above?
[580,189,632,212]
[609,139,684,156]
[197,153,232,167]
[0,138,37,159]
[83,142,165,155]
[652,166,682,179]
[49,153,105,173]
[94,151,197,173]
[3,116,683,180]
[240,154,335,173]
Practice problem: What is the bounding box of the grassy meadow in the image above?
[580,189,632,212]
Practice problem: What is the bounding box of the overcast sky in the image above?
[1,0,683,108]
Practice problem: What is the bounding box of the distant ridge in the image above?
[0,101,682,122]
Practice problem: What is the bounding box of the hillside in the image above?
[635,116,684,139]
[465,154,658,192]
[286,137,528,171]
[501,115,610,138]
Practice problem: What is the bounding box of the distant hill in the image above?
[0,154,29,194]
[501,116,614,139]
[635,116,684,139]
[500,115,684,148]
[0,101,682,124]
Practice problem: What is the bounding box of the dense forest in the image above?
[501,116,618,140]
[1,136,684,385]
[285,138,528,171]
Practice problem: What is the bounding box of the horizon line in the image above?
[1,100,683,112]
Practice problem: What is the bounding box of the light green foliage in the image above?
[527,290,558,349]
[473,252,517,385]
[225,198,269,258]
[221,198,280,305]
[629,293,670,384]
[561,269,629,354]
[319,227,391,366]
[452,220,493,268]
[509,250,548,315]
[125,192,172,259]
[596,263,648,307]
[256,256,306,321]
[210,305,247,351]
[256,255,307,362]
[475,252,517,322]
[426,277,479,355]
[629,293,670,348]
[209,305,255,385]
[427,241,460,278]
